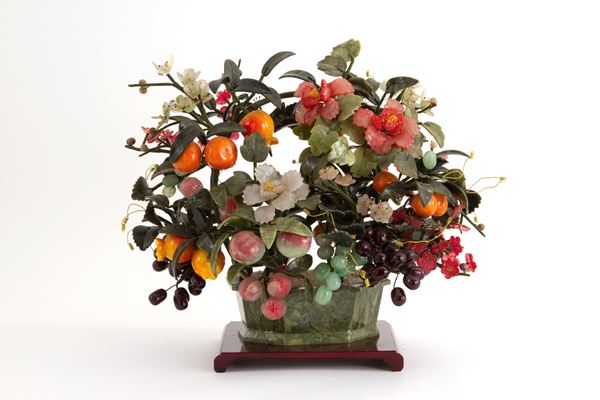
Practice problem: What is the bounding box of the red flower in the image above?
[417,251,437,275]
[294,79,354,125]
[449,223,471,232]
[142,127,179,144]
[408,242,427,253]
[441,252,460,279]
[431,238,449,255]
[216,91,232,105]
[448,236,463,255]
[460,253,477,273]
[352,99,419,155]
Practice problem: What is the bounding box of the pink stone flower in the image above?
[352,99,419,155]
[294,79,354,125]
[441,252,460,279]
[142,127,179,144]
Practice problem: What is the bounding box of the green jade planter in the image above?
[234,274,389,346]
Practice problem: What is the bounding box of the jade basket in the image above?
[233,273,389,346]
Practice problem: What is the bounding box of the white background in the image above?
[1,0,599,399]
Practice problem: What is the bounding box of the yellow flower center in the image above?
[385,114,399,124]
[263,181,276,192]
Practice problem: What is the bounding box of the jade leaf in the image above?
[331,39,361,62]
[416,181,434,207]
[273,217,312,237]
[259,225,277,249]
[210,234,228,275]
[394,151,418,179]
[132,225,159,251]
[308,124,338,156]
[240,133,269,162]
[261,51,295,77]
[336,94,363,121]
[422,122,445,147]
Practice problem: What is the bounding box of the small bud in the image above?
[138,79,148,94]
[469,151,475,159]
[126,137,136,146]
[499,176,507,181]
[430,141,438,150]
[140,144,149,152]
[477,223,486,231]
[430,97,438,107]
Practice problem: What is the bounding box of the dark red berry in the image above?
[403,274,421,290]
[355,240,372,257]
[189,274,206,296]
[152,260,169,272]
[126,137,136,146]
[389,251,408,268]
[149,289,167,305]
[173,287,190,310]
[406,250,419,262]
[374,229,388,247]
[373,252,387,266]
[371,265,390,281]
[391,287,407,306]
[407,266,425,281]
[364,226,375,241]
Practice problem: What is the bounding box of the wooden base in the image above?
[214,320,403,372]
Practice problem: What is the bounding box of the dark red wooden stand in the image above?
[214,321,403,372]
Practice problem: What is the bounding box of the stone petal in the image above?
[254,204,276,224]
[242,184,265,205]
[352,108,374,129]
[255,164,279,183]
[319,98,340,120]
[364,125,393,155]
[271,191,296,211]
[329,78,355,97]
[280,170,304,193]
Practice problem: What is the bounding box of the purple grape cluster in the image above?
[148,259,206,310]
[356,225,426,307]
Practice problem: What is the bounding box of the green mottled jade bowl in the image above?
[233,274,389,346]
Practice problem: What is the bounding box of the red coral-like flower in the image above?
[352,99,418,155]
[460,253,477,273]
[441,252,460,279]
[417,251,438,275]
[408,242,427,253]
[215,90,232,105]
[448,236,463,255]
[431,238,449,255]
[294,79,354,125]
[142,127,179,144]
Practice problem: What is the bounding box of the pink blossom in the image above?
[352,99,418,155]
[216,91,232,105]
[448,236,463,255]
[461,253,477,273]
[417,251,438,275]
[142,127,179,144]
[294,79,354,125]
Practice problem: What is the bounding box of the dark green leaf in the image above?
[394,152,418,179]
[169,124,202,164]
[287,254,313,276]
[208,78,222,93]
[208,121,245,136]
[142,202,162,226]
[380,181,416,201]
[210,234,229,275]
[223,59,240,87]
[385,76,419,94]
[218,216,253,229]
[170,115,198,130]
[223,171,252,196]
[336,94,363,121]
[186,207,206,233]
[416,181,434,207]
[367,147,398,169]
[131,177,153,201]
[226,263,246,285]
[273,217,312,237]
[349,76,379,104]
[437,149,471,158]
[261,51,295,77]
[259,225,277,249]
[210,185,227,209]
[297,195,320,210]
[195,233,213,252]
[150,158,174,180]
[331,39,361,62]
[466,190,482,213]
[350,148,377,177]
[293,124,312,140]
[240,133,269,162]
[186,188,216,210]
[422,122,445,147]
[170,237,196,270]
[317,55,347,77]
[340,223,365,237]
[132,225,159,250]
[301,153,328,180]
[430,181,454,200]
[147,194,169,207]
[231,205,255,221]
[158,224,196,238]
[303,277,314,303]
[236,79,282,108]
[325,231,353,247]
[280,69,316,84]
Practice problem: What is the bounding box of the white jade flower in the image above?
[152,101,172,126]
[243,164,310,223]
[184,79,211,103]
[356,194,372,215]
[153,55,174,76]
[369,202,393,223]
[319,166,339,180]
[177,68,201,86]
[171,95,196,113]
[334,174,355,187]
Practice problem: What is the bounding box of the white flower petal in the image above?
[334,174,356,187]
[318,166,339,180]
[153,55,173,76]
[177,68,201,85]
[280,170,304,193]
[356,194,372,215]
[242,184,264,205]
[255,164,279,183]
[369,202,393,223]
[271,191,296,211]
[258,182,279,201]
[255,204,276,224]
[292,183,310,203]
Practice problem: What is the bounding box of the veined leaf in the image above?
[416,181,434,207]
[208,121,244,136]
[336,94,363,121]
[279,69,316,84]
[240,133,269,162]
[273,217,312,237]
[422,122,445,147]
[308,124,338,156]
[132,225,159,250]
[261,51,295,77]
[394,151,418,179]
[210,234,229,275]
[259,225,277,249]
[169,124,202,164]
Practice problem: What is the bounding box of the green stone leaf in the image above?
[169,124,202,164]
[416,181,434,207]
[279,69,316,84]
[218,216,253,229]
[303,277,314,303]
[195,233,213,252]
[259,225,278,249]
[422,122,445,147]
[261,51,295,77]
[380,181,416,201]
[147,194,169,207]
[367,147,398,169]
[236,79,282,108]
[437,149,470,158]
[210,234,228,275]
[384,76,419,94]
[293,124,312,140]
[170,237,196,271]
[223,171,252,196]
[273,217,312,237]
[297,195,320,210]
[407,133,424,158]
[317,55,347,77]
[300,153,328,180]
[231,205,255,221]
[327,136,355,166]
[158,224,196,238]
[349,76,379,105]
[394,151,418,179]
[223,59,240,87]
[350,148,377,177]
[336,94,363,121]
[226,263,246,285]
[324,231,353,247]
[430,181,455,202]
[340,117,365,145]
[240,133,269,162]
[208,121,245,136]
[150,158,174,180]
[404,104,418,120]
[209,185,227,209]
[331,39,361,62]
[131,177,153,201]
[308,125,338,156]
[286,254,313,276]
[142,202,162,226]
[132,225,159,250]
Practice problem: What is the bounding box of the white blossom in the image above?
[319,166,339,180]
[356,194,372,215]
[153,55,174,76]
[369,202,393,223]
[171,95,196,113]
[152,101,172,126]
[334,174,355,187]
[177,68,201,86]
[243,164,309,224]
[184,79,211,103]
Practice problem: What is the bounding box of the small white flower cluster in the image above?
[317,166,356,186]
[243,164,310,224]
[356,194,393,223]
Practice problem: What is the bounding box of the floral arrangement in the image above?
[123,40,501,319]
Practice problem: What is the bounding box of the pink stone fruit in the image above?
[238,276,264,302]
[219,196,237,221]
[261,298,287,320]
[228,231,266,265]
[178,177,203,197]
[267,273,292,299]
[275,231,312,259]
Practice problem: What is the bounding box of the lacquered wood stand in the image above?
[214,320,403,372]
